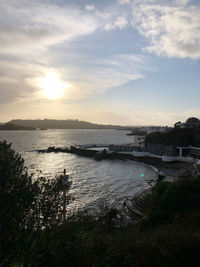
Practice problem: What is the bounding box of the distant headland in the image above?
[0,123,36,131]
[8,119,132,130]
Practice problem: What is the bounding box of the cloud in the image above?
[0,58,43,103]
[0,1,100,56]
[49,54,145,100]
[175,0,191,5]
[105,16,128,31]
[1,0,199,110]
[127,109,200,126]
[0,0,146,104]
[130,1,200,58]
[118,0,130,4]
[0,0,103,103]
[85,5,95,11]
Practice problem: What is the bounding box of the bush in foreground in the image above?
[0,140,70,265]
[143,178,200,229]
[1,140,200,266]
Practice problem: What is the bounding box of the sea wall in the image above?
[35,145,192,171]
[70,146,97,157]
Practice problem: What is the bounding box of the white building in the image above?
[133,135,145,147]
[138,126,168,134]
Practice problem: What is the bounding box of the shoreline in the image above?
[35,145,193,220]
[36,145,192,182]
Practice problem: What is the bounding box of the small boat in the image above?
[126,132,134,136]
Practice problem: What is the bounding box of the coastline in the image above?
[34,144,193,221]
[36,145,193,182]
[71,145,193,182]
[122,161,192,222]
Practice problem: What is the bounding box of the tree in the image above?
[0,140,71,264]
[0,141,36,263]
[145,128,196,146]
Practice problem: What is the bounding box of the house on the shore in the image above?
[143,117,200,158]
[133,134,145,147]
[110,117,200,161]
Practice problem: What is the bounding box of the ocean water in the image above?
[0,129,155,213]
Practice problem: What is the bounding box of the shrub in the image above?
[144,178,200,228]
[0,140,71,264]
[0,141,37,263]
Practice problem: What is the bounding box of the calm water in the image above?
[0,129,155,213]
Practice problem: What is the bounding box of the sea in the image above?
[0,129,155,213]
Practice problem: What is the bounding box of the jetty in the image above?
[34,144,193,176]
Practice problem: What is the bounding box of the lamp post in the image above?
[62,169,69,221]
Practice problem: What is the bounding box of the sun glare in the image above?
[38,72,70,99]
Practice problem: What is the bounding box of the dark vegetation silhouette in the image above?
[1,140,200,266]
[145,128,200,146]
[0,141,70,265]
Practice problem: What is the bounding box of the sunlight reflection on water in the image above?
[0,129,155,212]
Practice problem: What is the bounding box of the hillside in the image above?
[9,119,130,130]
[0,123,36,130]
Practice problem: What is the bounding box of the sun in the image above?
[38,71,70,99]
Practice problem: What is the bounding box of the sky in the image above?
[0,0,200,126]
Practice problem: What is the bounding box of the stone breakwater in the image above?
[35,145,192,176]
[36,145,162,164]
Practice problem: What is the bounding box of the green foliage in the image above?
[21,176,200,266]
[145,128,197,146]
[96,204,120,231]
[19,211,200,267]
[0,141,36,262]
[152,180,170,200]
[32,175,71,230]
[0,140,71,264]
[2,140,200,266]
[143,178,200,228]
